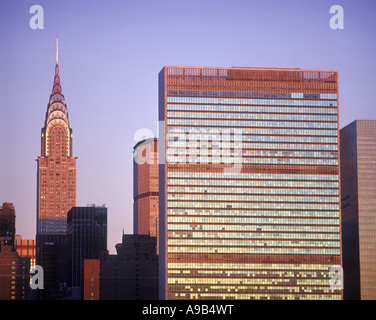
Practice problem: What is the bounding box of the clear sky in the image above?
[1,0,375,253]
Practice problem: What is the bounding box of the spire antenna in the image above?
[56,36,59,65]
[52,36,62,94]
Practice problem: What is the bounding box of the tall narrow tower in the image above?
[35,39,77,299]
[340,120,376,300]
[37,38,77,235]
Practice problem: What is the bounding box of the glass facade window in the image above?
[167,104,338,115]
[167,97,337,107]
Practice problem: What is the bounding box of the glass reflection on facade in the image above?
[133,138,159,238]
[159,66,342,300]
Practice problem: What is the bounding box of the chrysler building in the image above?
[36,38,77,235]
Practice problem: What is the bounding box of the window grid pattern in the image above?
[161,66,341,300]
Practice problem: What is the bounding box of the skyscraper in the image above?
[66,205,107,299]
[158,66,342,300]
[36,39,76,299]
[99,234,159,300]
[36,38,77,236]
[133,138,159,238]
[340,120,376,300]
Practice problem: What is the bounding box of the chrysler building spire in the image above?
[52,37,62,95]
[56,36,59,65]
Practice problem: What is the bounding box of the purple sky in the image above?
[1,0,375,253]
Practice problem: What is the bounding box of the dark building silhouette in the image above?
[99,234,158,300]
[36,234,67,300]
[0,203,16,248]
[67,205,107,299]
[0,204,35,300]
[340,120,376,300]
